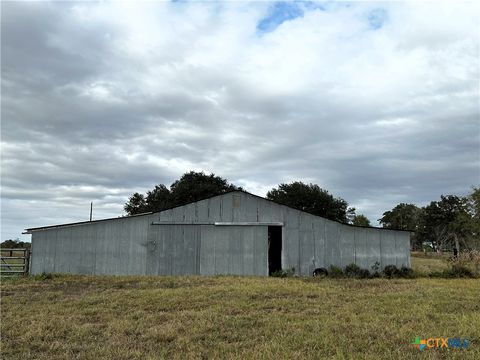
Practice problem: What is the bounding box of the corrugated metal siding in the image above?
[31,215,152,275]
[30,191,410,276]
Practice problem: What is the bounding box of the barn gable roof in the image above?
[24,190,412,233]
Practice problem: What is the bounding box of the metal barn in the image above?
[25,190,411,276]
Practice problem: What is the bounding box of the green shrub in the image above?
[32,273,54,281]
[328,265,344,278]
[382,265,415,278]
[344,263,360,276]
[398,266,415,278]
[428,271,445,278]
[344,263,370,278]
[271,267,295,278]
[371,261,381,272]
[382,265,399,278]
[358,268,371,278]
[443,265,476,278]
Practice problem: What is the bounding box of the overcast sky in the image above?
[1,1,479,241]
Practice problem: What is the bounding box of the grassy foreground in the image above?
[1,274,479,359]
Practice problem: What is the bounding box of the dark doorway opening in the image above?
[268,226,282,275]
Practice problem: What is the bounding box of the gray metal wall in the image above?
[30,215,152,275]
[144,225,267,276]
[30,191,410,276]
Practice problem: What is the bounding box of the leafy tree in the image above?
[417,195,471,253]
[380,188,480,252]
[440,188,480,251]
[464,187,480,249]
[266,182,355,223]
[379,203,422,231]
[352,214,371,227]
[469,187,480,219]
[124,193,148,215]
[379,203,423,249]
[145,185,171,211]
[169,171,239,205]
[124,171,240,215]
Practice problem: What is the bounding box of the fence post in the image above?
[25,249,30,275]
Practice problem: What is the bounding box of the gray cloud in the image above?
[1,1,479,240]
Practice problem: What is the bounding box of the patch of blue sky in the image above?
[368,8,388,30]
[302,1,327,11]
[257,2,303,33]
[257,1,327,34]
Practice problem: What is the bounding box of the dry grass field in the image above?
[411,251,451,274]
[1,253,479,359]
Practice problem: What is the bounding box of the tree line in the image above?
[124,171,369,224]
[378,188,479,252]
[125,171,479,252]
[0,239,31,249]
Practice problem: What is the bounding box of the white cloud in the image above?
[1,1,479,239]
